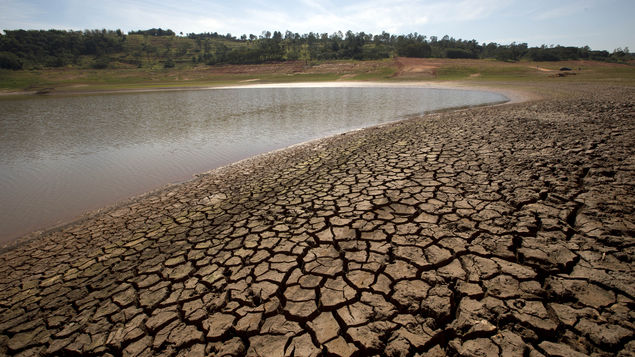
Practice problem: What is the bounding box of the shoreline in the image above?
[0,80,538,103]
[0,81,533,251]
[213,81,538,104]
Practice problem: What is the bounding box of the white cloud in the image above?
[0,0,47,29]
[532,0,597,20]
[299,0,330,13]
[195,18,225,31]
[0,0,513,34]
[280,0,513,34]
[181,0,515,36]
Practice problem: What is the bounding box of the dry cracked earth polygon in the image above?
[0,84,633,356]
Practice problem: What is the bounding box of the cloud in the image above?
[532,0,597,20]
[294,0,511,33]
[194,18,226,31]
[355,0,510,25]
[216,0,512,35]
[0,0,514,35]
[0,0,47,29]
[299,0,330,13]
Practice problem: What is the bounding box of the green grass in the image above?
[348,67,398,81]
[437,63,544,81]
[1,58,633,94]
[0,69,346,93]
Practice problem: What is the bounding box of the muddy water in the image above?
[0,85,507,243]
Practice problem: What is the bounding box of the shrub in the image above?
[446,48,477,59]
[0,51,23,70]
[92,56,111,69]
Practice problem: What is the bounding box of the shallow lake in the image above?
[0,84,507,243]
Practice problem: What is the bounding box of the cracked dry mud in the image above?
[1,83,634,357]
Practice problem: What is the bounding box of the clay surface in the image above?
[0,83,633,356]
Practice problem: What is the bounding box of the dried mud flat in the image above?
[0,83,634,356]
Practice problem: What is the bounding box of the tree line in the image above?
[0,28,631,70]
[0,29,125,69]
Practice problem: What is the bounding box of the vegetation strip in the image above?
[1,28,631,71]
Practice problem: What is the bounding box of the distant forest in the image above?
[0,28,632,70]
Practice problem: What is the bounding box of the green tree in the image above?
[0,51,22,69]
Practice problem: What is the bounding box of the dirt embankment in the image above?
[173,60,394,77]
[394,57,439,78]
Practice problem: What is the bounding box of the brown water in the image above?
[0,85,507,243]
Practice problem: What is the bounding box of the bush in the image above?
[0,51,23,69]
[92,56,111,69]
[446,48,477,59]
[397,42,431,58]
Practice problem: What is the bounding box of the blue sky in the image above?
[1,0,633,51]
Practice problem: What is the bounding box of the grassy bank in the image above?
[1,57,633,94]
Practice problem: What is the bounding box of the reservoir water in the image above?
[0,84,507,243]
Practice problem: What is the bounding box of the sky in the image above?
[1,0,633,51]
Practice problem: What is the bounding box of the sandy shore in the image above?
[0,82,632,356]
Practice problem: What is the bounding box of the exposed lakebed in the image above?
[0,84,507,242]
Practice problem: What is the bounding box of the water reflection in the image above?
[0,86,507,242]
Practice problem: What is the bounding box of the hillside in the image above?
[1,29,632,73]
